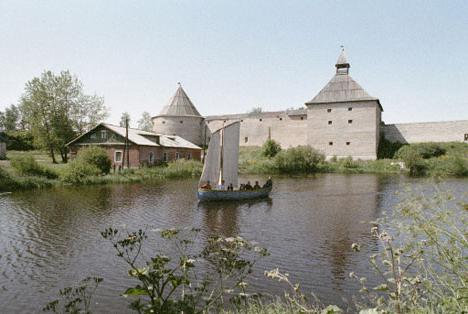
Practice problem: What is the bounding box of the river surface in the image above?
[0,174,466,313]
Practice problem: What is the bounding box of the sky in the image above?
[1,0,467,125]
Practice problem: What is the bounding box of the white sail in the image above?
[199,131,221,186]
[221,122,240,188]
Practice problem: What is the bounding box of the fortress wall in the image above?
[306,101,381,160]
[206,112,308,148]
[152,115,204,146]
[383,120,468,143]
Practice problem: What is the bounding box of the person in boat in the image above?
[245,181,253,190]
[253,181,261,189]
[201,180,212,190]
[217,180,226,190]
[239,183,245,191]
[263,177,272,188]
[227,183,234,191]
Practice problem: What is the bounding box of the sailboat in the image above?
[197,121,272,201]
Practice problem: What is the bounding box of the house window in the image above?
[163,152,168,162]
[149,152,154,164]
[244,137,248,143]
[175,152,180,160]
[90,133,97,139]
[100,130,107,139]
[327,109,332,113]
[328,121,332,125]
[329,142,333,146]
[114,150,123,163]
[348,107,353,111]
[187,153,192,160]
[348,120,353,124]
[346,142,351,146]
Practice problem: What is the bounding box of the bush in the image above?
[395,143,446,160]
[3,130,35,151]
[427,155,468,177]
[261,139,282,158]
[377,135,405,159]
[10,155,58,179]
[402,149,427,176]
[60,159,101,184]
[161,159,203,178]
[274,146,324,173]
[75,146,111,174]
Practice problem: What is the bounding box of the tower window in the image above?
[329,142,333,146]
[162,121,166,124]
[259,118,262,122]
[244,137,248,143]
[346,142,351,146]
[224,120,226,123]
[348,107,353,111]
[348,120,353,124]
[279,117,283,121]
[328,121,332,125]
[327,109,332,113]
[300,117,304,120]
[180,120,183,124]
[241,120,243,122]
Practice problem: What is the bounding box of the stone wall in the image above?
[382,120,468,143]
[306,101,381,160]
[206,111,308,148]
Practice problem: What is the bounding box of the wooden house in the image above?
[66,123,201,167]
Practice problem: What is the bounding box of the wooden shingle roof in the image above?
[157,84,202,117]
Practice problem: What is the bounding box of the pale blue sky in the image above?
[1,0,467,124]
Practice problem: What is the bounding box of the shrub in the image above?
[261,139,282,158]
[395,143,446,160]
[0,166,17,191]
[274,146,324,173]
[10,155,58,179]
[402,149,427,176]
[60,159,101,184]
[428,155,468,177]
[75,146,111,174]
[377,135,405,159]
[4,130,35,151]
[161,159,203,178]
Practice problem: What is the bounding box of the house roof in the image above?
[157,84,202,117]
[306,49,382,110]
[66,123,201,150]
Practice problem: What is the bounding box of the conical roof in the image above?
[306,49,379,106]
[158,84,202,116]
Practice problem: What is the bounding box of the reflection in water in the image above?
[0,174,466,313]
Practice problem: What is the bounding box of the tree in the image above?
[137,111,153,131]
[120,112,131,128]
[19,70,107,163]
[249,106,263,117]
[0,104,21,131]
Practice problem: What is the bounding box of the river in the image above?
[0,174,466,313]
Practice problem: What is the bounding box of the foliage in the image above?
[261,139,282,158]
[158,159,203,178]
[60,159,101,184]
[395,143,447,160]
[249,107,263,116]
[100,227,268,313]
[120,112,131,128]
[274,146,325,173]
[74,146,112,174]
[0,166,53,192]
[10,155,58,179]
[3,130,35,150]
[43,277,103,314]
[137,111,153,131]
[19,70,107,163]
[0,104,22,131]
[377,135,405,159]
[351,190,467,314]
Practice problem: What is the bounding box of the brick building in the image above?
[67,123,201,168]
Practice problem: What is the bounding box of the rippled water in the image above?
[0,174,466,313]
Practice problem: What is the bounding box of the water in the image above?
[0,174,466,313]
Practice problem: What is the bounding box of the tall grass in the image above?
[10,155,58,179]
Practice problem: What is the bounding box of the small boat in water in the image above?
[198,121,272,201]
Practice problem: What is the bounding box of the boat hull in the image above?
[197,187,272,201]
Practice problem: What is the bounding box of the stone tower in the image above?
[152,83,205,146]
[305,48,383,160]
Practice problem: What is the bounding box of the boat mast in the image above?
[218,124,224,186]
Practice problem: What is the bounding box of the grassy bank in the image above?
[0,150,203,192]
[239,142,468,177]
